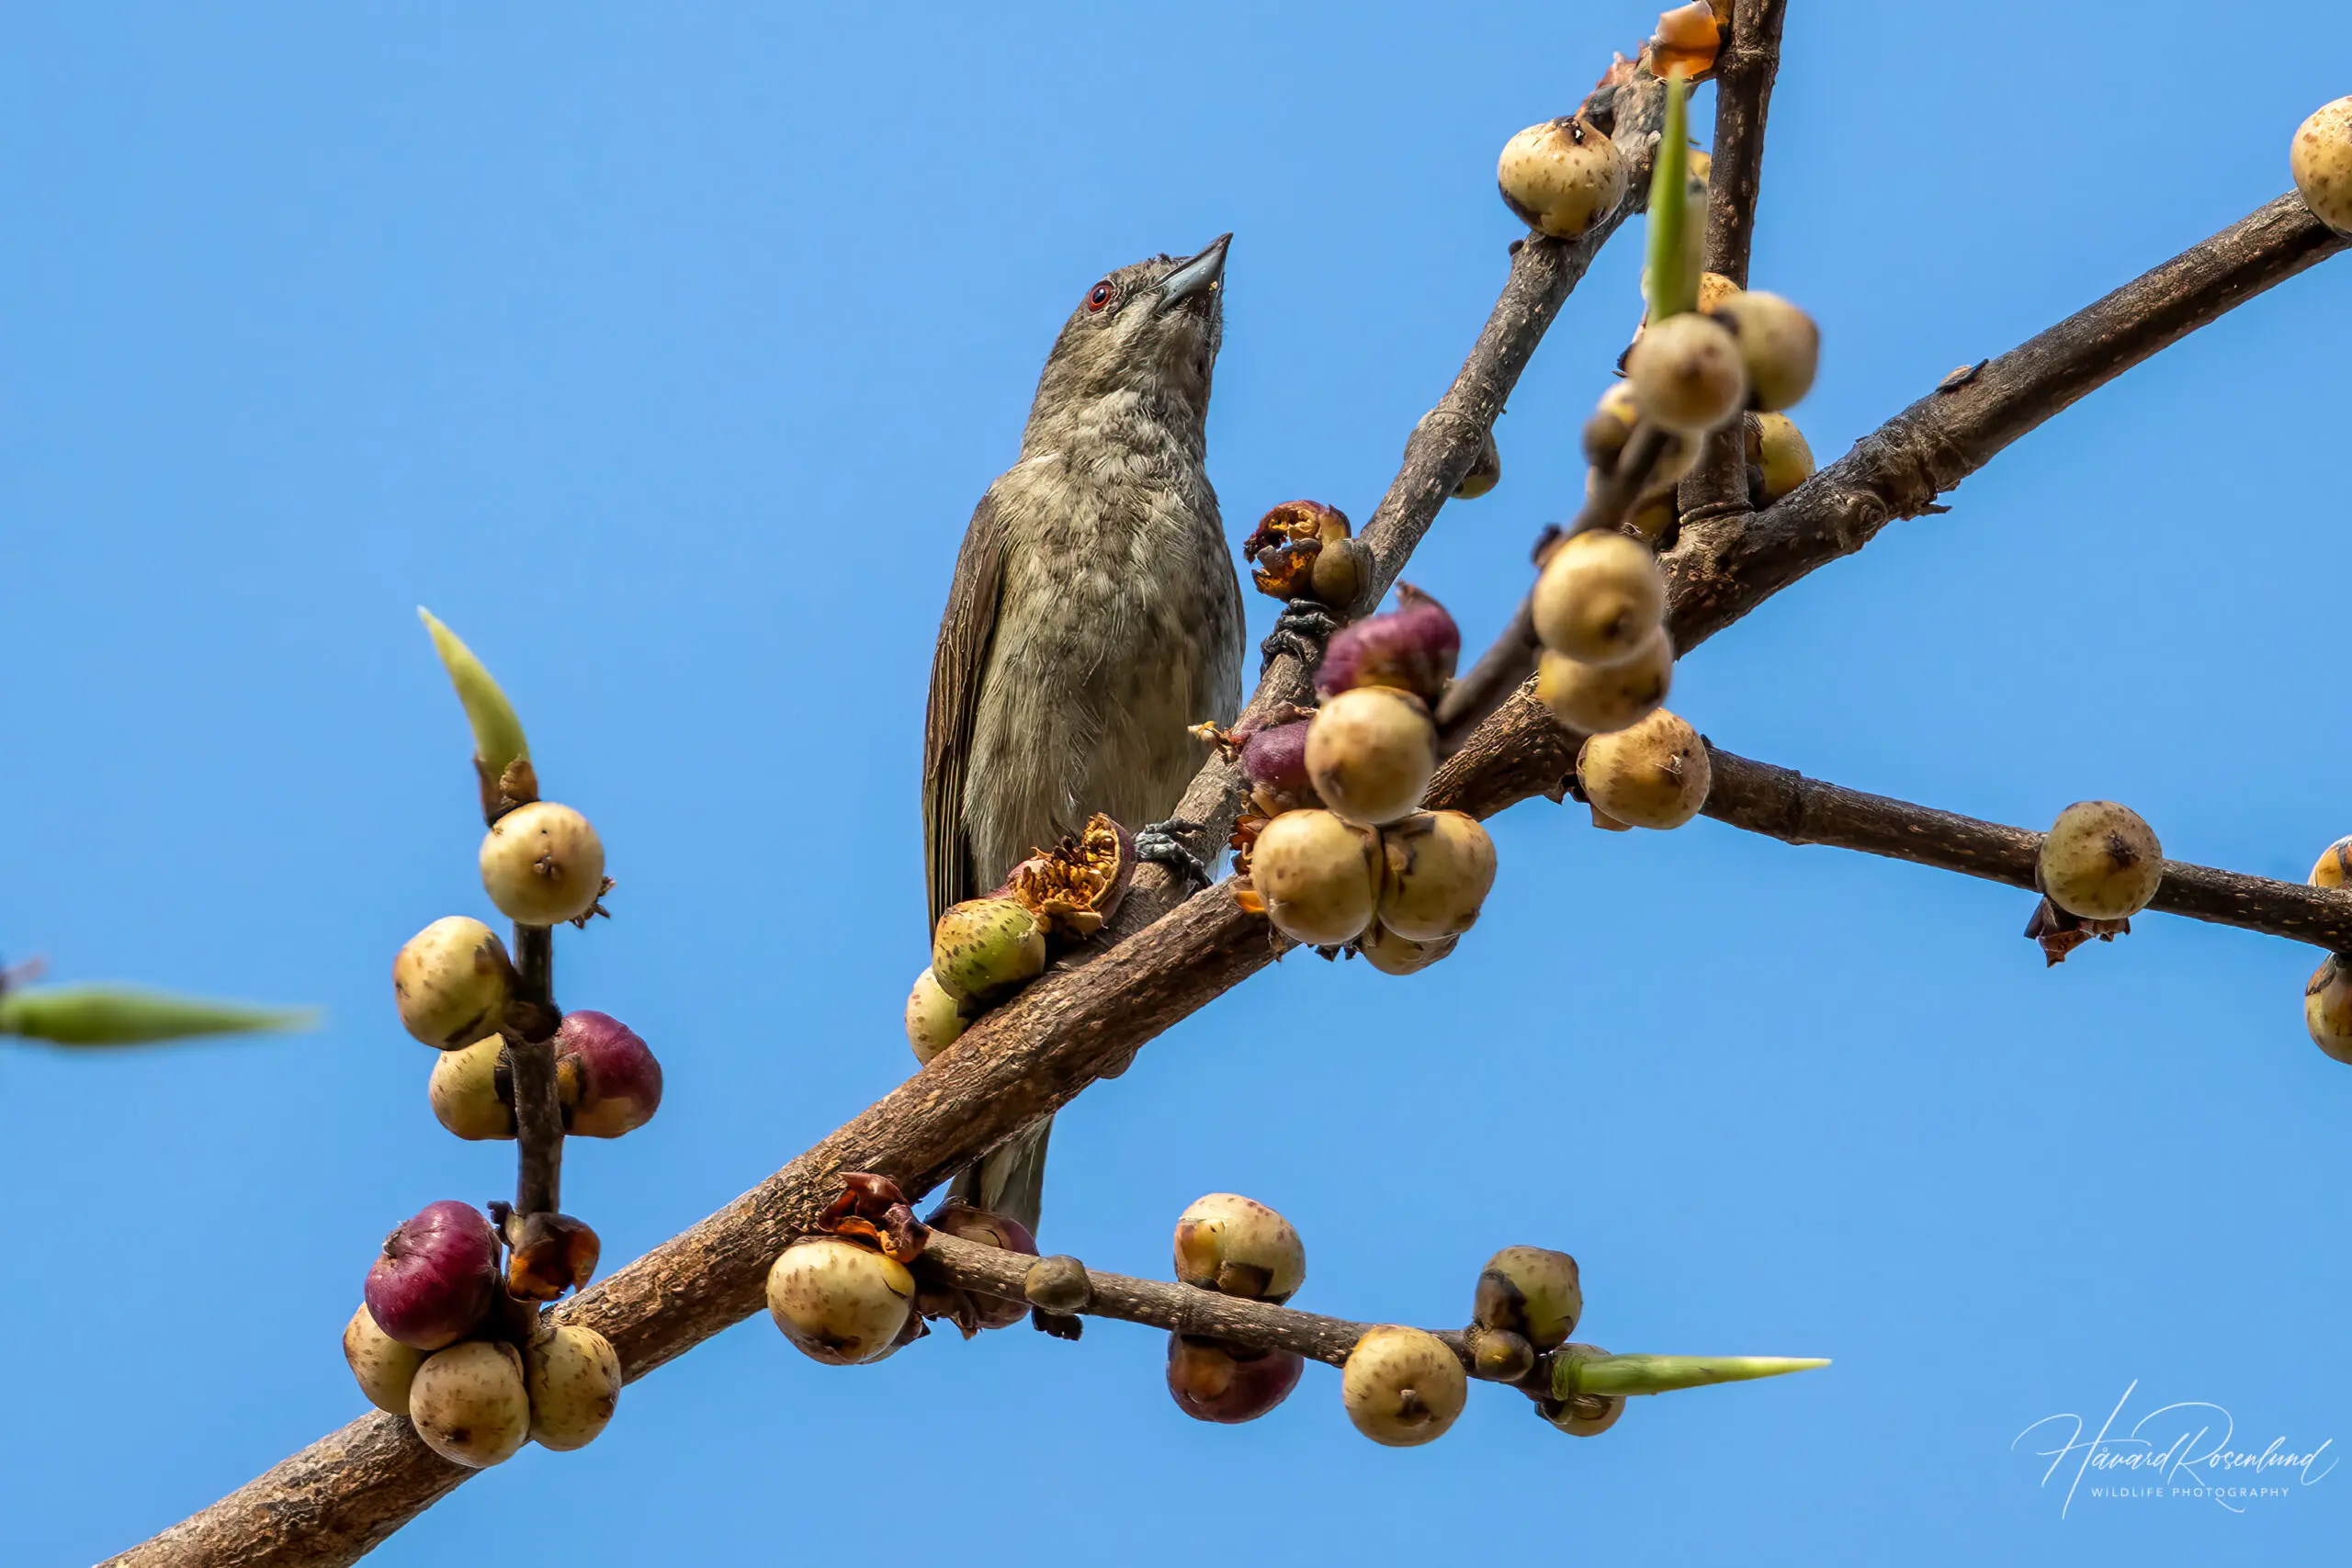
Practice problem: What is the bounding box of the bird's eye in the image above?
[1084,281,1114,312]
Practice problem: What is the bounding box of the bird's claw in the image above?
[1136,818,1213,892]
[1260,598,1340,677]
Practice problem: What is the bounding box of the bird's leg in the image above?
[1135,817,1213,891]
[1259,597,1340,677]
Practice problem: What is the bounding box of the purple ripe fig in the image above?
[765,1236,916,1366]
[1174,1192,1306,1303]
[1315,584,1460,705]
[480,801,606,927]
[365,1200,500,1351]
[930,897,1047,1006]
[1473,1246,1583,1350]
[1532,528,1665,669]
[923,1201,1039,1331]
[1624,311,1747,434]
[1306,688,1439,828]
[554,1010,662,1139]
[1240,719,1318,815]
[429,1035,516,1141]
[1249,807,1382,947]
[408,1338,531,1469]
[525,1324,622,1451]
[1357,921,1458,976]
[343,1303,425,1416]
[905,967,974,1066]
[1342,1325,1468,1447]
[1166,1333,1306,1424]
[2039,801,2162,921]
[1535,630,1674,737]
[392,916,515,1050]
[1706,289,1818,412]
[1375,810,1497,942]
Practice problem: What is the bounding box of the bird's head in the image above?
[1024,233,1230,447]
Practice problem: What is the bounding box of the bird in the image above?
[923,233,1246,1237]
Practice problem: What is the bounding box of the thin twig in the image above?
[1679,0,1790,525]
[503,923,563,1216]
[1697,744,2352,951]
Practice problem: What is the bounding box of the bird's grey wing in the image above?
[924,490,1005,932]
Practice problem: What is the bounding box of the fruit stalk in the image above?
[503,922,564,1216]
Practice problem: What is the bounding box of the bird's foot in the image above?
[1135,818,1213,892]
[1260,598,1341,677]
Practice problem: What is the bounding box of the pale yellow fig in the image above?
[480,802,605,926]
[1173,1193,1306,1303]
[1624,311,1747,434]
[1582,382,1697,496]
[1376,811,1498,942]
[1576,709,1709,829]
[1358,922,1457,976]
[2038,801,2162,921]
[1753,412,1815,502]
[1342,1326,1467,1447]
[2305,955,2352,1065]
[429,1035,515,1140]
[1473,1247,1583,1350]
[525,1324,622,1450]
[1536,631,1674,736]
[2290,96,2352,235]
[1305,687,1438,828]
[905,966,974,1065]
[764,1237,915,1366]
[392,916,514,1050]
[1250,808,1382,947]
[1497,116,1628,239]
[1532,528,1665,668]
[407,1339,531,1469]
[343,1303,425,1416]
[1708,289,1818,412]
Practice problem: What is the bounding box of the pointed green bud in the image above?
[1643,70,1698,321]
[417,608,530,791]
[0,985,319,1046]
[1554,1350,1828,1399]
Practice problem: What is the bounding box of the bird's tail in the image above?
[948,1116,1052,1238]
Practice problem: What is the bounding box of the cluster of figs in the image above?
[340,615,664,1468]
[1217,525,1497,972]
[761,1177,1617,1447]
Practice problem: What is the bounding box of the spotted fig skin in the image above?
[2038,801,2163,921]
[555,1010,662,1138]
[905,967,973,1065]
[364,1200,500,1351]
[1315,585,1460,705]
[1342,1326,1468,1447]
[1166,1334,1306,1424]
[525,1324,622,1451]
[1576,709,1710,830]
[1473,1246,1584,1350]
[343,1303,425,1416]
[930,897,1047,1005]
[1375,810,1497,942]
[2291,97,2352,235]
[480,801,606,926]
[392,916,514,1050]
[2306,956,2352,1065]
[1532,529,1665,669]
[1250,808,1382,947]
[1173,1193,1306,1303]
[407,1339,531,1469]
[1496,116,1628,239]
[429,1035,515,1140]
[765,1237,916,1366]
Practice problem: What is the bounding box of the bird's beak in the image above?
[1159,232,1232,308]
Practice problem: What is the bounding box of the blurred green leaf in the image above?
[418,607,529,784]
[1555,1350,1829,1398]
[0,985,320,1047]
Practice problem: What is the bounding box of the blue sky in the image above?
[4,4,2347,1562]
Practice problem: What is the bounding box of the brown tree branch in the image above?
[110,93,2346,1568]
[1679,0,1789,524]
[1109,71,1668,939]
[503,922,563,1217]
[1697,744,2352,951]
[1666,193,2347,657]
